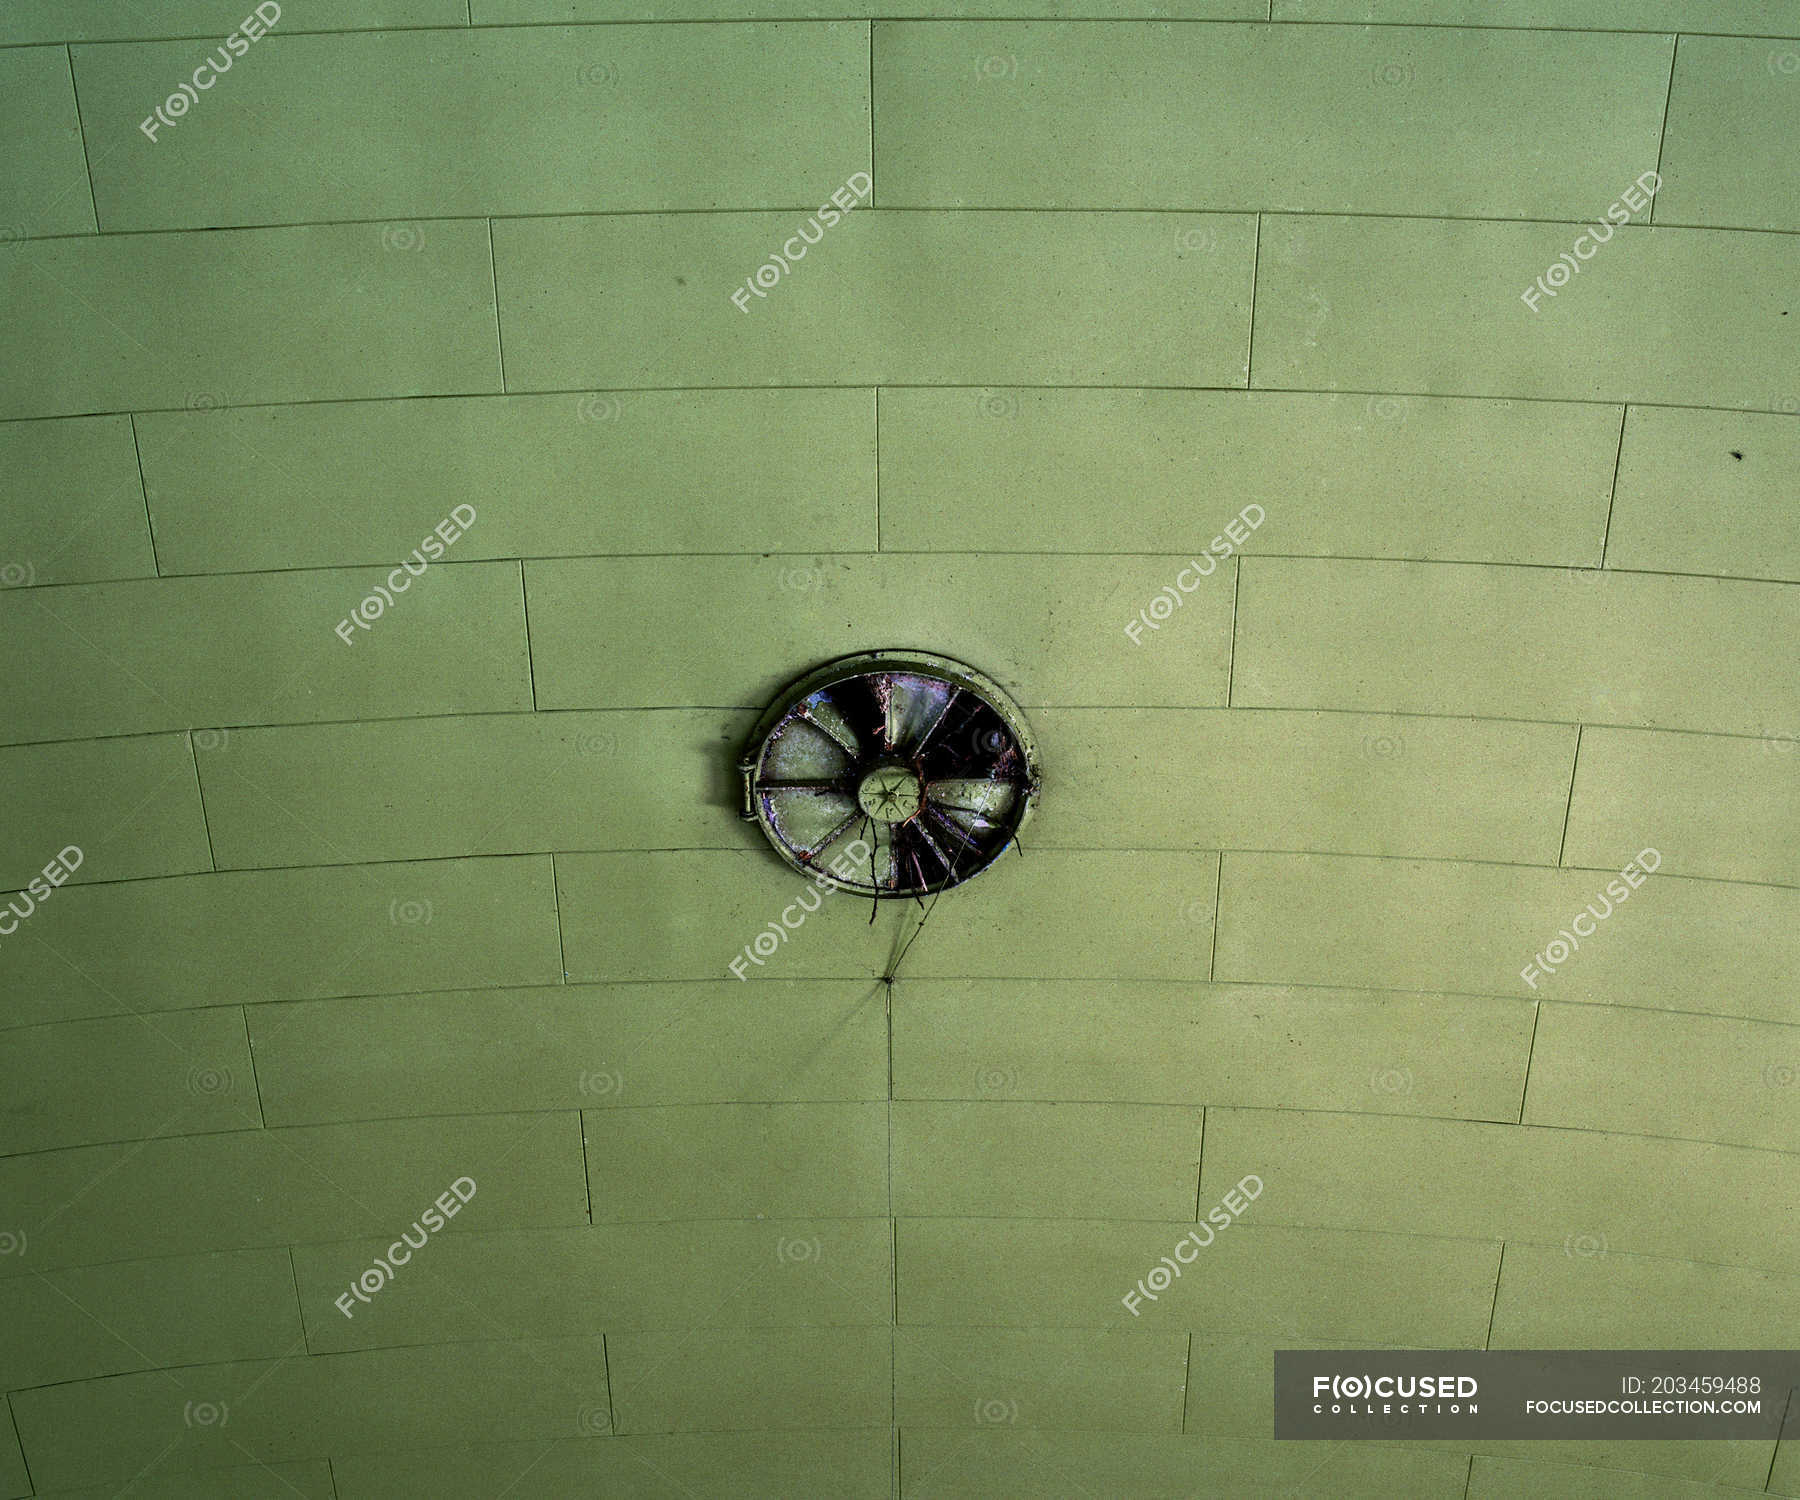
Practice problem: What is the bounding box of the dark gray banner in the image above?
[1275,1350,1800,1440]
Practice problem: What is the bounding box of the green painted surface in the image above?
[2,8,1796,1496]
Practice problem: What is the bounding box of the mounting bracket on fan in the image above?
[738,651,1041,899]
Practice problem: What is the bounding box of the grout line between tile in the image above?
[550,851,569,983]
[487,216,507,392]
[517,558,538,712]
[1517,1004,1542,1127]
[1482,1241,1506,1349]
[579,1107,593,1224]
[63,44,102,232]
[1206,854,1223,982]
[126,412,162,576]
[288,1245,311,1354]
[1244,212,1261,387]
[186,729,219,871]
[1599,404,1628,567]
[1649,33,1680,226]
[1555,722,1583,866]
[239,1004,267,1128]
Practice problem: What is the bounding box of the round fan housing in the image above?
[738,651,1040,898]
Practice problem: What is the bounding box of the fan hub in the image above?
[856,763,923,824]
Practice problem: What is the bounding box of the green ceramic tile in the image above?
[879,389,1618,565]
[900,1431,1471,1498]
[1490,1241,1800,1349]
[0,2,462,42]
[0,415,156,590]
[1470,1456,1789,1500]
[0,222,497,420]
[0,1111,586,1276]
[26,1465,335,1500]
[1609,407,1800,582]
[1253,217,1799,409]
[494,211,1255,389]
[0,562,531,745]
[0,1247,299,1389]
[1031,708,1575,863]
[526,554,1236,710]
[0,856,561,1030]
[1274,0,1799,33]
[137,390,876,573]
[195,711,757,868]
[897,1218,1499,1343]
[585,1102,887,1220]
[294,1218,891,1351]
[0,1007,257,1154]
[1233,558,1800,736]
[0,732,210,886]
[10,1337,611,1492]
[895,1327,1188,1431]
[253,980,886,1125]
[891,1101,1201,1218]
[893,980,1535,1122]
[76,26,869,230]
[1204,1107,1800,1274]
[0,47,96,237]
[1186,1331,1376,1436]
[333,1432,891,1500]
[1565,726,1800,886]
[1525,1002,1800,1153]
[558,850,1218,982]
[607,1327,888,1432]
[1776,1441,1800,1497]
[875,24,1667,218]
[1659,36,1800,231]
[483,0,1259,16]
[1215,852,1800,1023]
[0,1415,22,1500]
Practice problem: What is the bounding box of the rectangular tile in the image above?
[0,47,97,237]
[253,980,886,1125]
[880,389,1619,565]
[898,1218,1500,1343]
[607,1327,888,1432]
[0,415,156,590]
[0,1007,257,1155]
[333,1432,891,1500]
[1273,0,1800,34]
[1659,36,1800,231]
[1565,726,1800,886]
[0,732,210,887]
[0,1248,299,1389]
[196,711,757,868]
[1253,216,1799,409]
[1203,1107,1800,1275]
[10,1337,611,1492]
[1609,406,1800,583]
[23,1463,336,1500]
[893,980,1535,1122]
[901,1432,1471,1499]
[494,211,1256,389]
[0,222,498,420]
[78,25,868,229]
[0,1112,587,1277]
[875,24,1668,219]
[0,856,562,1029]
[138,390,877,574]
[1233,557,1800,737]
[294,1218,891,1351]
[557,850,1218,983]
[1214,851,1800,1023]
[586,1102,887,1220]
[1525,1003,1800,1153]
[526,555,1236,710]
[0,563,531,745]
[1491,1241,1800,1350]
[895,1328,1188,1431]
[892,1102,1201,1218]
[1033,708,1575,863]
[0,1,463,42]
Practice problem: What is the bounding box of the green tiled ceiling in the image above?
[3,7,1796,1498]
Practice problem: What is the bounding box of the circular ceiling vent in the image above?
[739,651,1040,899]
